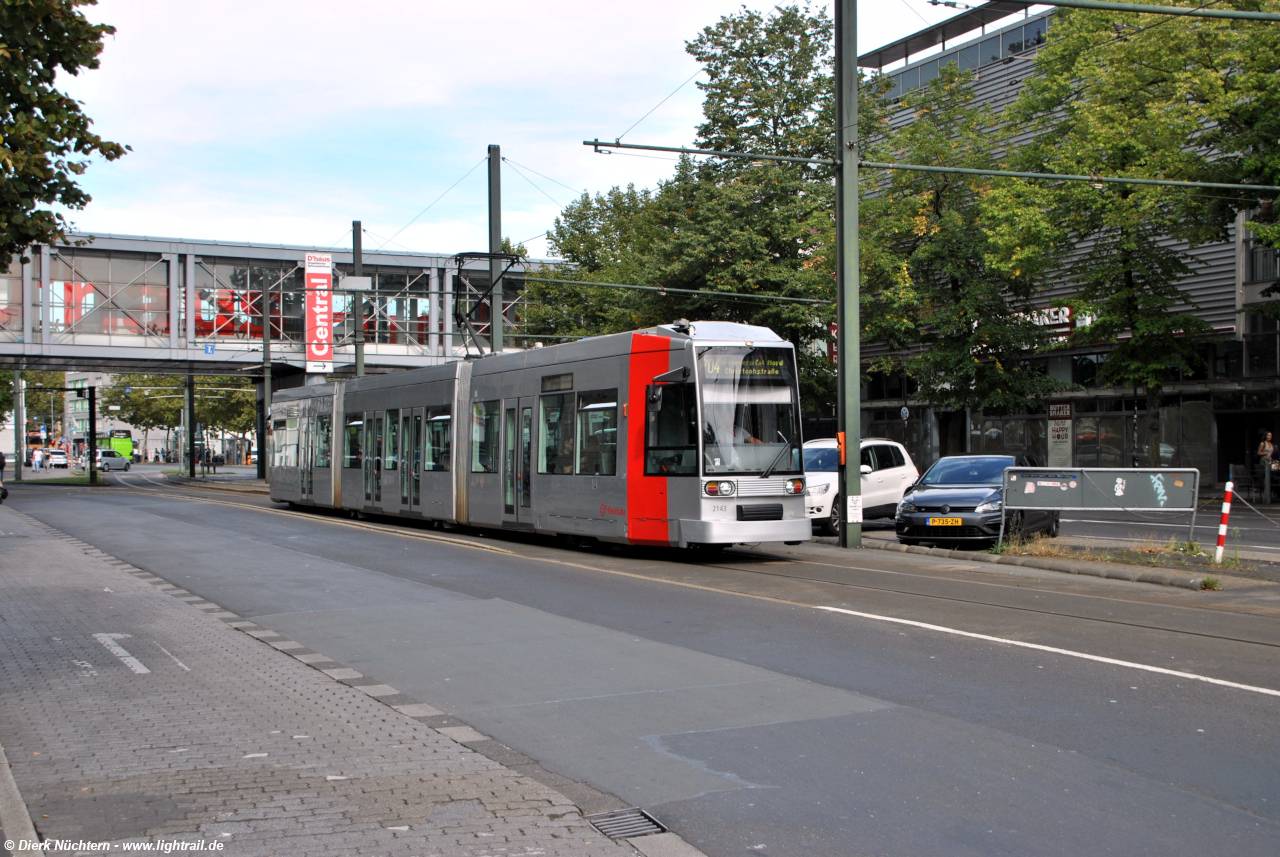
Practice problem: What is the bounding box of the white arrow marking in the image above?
[93,633,151,674]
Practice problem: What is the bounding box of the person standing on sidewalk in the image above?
[0,448,7,502]
[32,447,42,473]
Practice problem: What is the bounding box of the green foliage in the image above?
[0,369,65,429]
[861,66,1063,413]
[100,374,257,437]
[687,3,834,162]
[1006,7,1266,461]
[526,5,860,413]
[0,0,128,262]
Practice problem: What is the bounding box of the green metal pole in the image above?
[87,386,97,485]
[488,145,504,354]
[836,0,862,547]
[354,220,365,376]
[186,374,196,479]
[12,371,22,482]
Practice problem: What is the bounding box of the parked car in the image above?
[804,438,919,536]
[45,449,69,469]
[895,454,1058,546]
[95,449,131,472]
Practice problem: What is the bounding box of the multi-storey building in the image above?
[857,2,1279,489]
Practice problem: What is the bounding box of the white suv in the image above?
[803,438,919,535]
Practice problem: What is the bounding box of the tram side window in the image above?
[385,409,399,471]
[471,400,500,473]
[343,414,363,468]
[539,393,575,474]
[273,418,298,468]
[425,406,451,471]
[576,390,617,476]
[315,415,332,468]
[644,383,698,475]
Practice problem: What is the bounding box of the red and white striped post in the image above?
[1214,481,1234,564]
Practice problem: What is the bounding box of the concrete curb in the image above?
[0,743,40,847]
[861,539,1207,590]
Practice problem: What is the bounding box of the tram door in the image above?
[364,410,382,506]
[299,417,313,499]
[400,408,423,513]
[502,399,535,526]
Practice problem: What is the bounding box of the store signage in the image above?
[1047,401,1072,467]
[305,253,333,374]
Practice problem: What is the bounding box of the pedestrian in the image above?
[1260,431,1275,466]
[32,447,42,473]
[0,448,7,503]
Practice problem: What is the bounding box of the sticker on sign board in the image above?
[847,495,863,523]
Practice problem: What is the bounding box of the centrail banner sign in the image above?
[304,253,333,374]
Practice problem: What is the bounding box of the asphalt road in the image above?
[9,476,1280,856]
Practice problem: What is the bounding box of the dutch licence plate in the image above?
[927,517,962,527]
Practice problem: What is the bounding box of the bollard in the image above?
[1214,481,1233,564]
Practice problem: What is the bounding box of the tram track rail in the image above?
[64,471,1280,654]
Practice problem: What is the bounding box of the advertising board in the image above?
[305,253,334,374]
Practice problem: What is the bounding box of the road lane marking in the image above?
[65,480,1280,694]
[153,641,191,671]
[812,605,1280,698]
[93,633,151,674]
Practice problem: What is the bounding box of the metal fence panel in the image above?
[1004,468,1199,511]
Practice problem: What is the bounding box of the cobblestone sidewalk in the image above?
[0,505,636,857]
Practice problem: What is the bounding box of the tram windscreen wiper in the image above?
[759,434,793,479]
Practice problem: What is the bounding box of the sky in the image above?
[57,0,999,260]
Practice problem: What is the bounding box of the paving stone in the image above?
[0,505,632,857]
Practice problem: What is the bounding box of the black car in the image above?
[895,454,1059,546]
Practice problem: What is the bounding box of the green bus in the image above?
[98,429,136,461]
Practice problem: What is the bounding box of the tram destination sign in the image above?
[1003,467,1199,512]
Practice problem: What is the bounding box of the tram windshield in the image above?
[697,346,801,476]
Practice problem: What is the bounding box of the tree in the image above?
[100,374,256,452]
[100,374,183,436]
[1007,7,1261,464]
[526,4,861,412]
[0,0,128,262]
[860,66,1063,415]
[0,370,66,439]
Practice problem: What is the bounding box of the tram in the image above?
[268,321,811,548]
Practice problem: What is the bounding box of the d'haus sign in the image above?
[304,253,333,373]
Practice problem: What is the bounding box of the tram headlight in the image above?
[785,478,805,495]
[705,480,736,497]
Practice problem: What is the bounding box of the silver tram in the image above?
[268,321,811,548]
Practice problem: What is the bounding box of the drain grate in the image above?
[585,807,666,840]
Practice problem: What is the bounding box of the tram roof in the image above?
[270,321,790,402]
